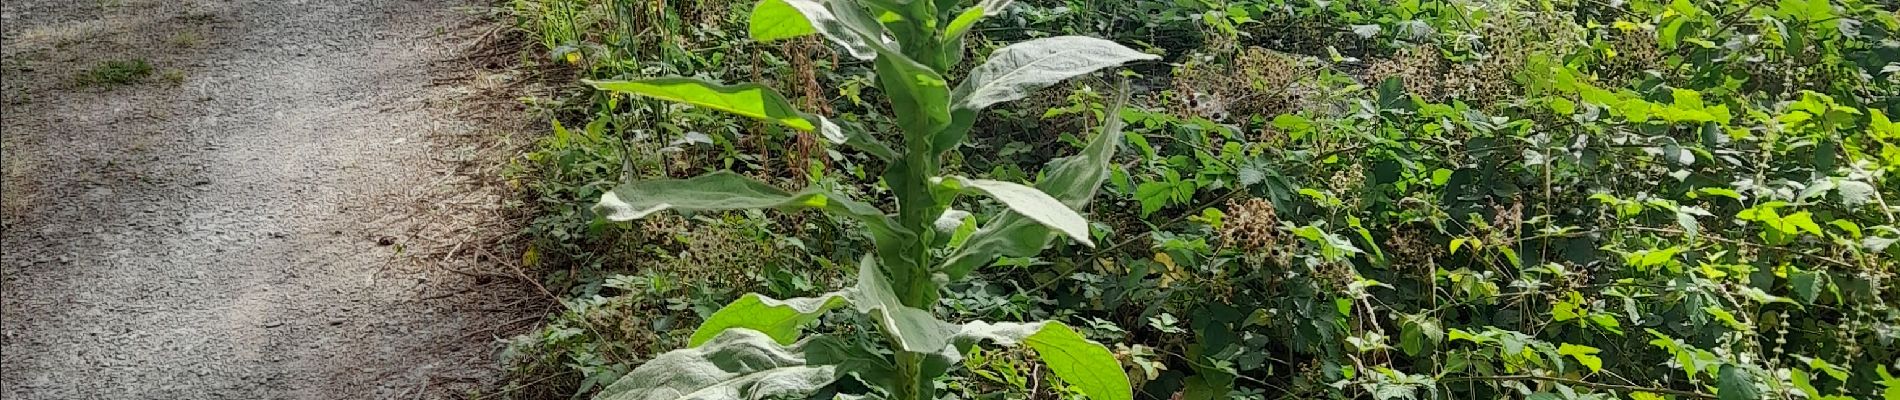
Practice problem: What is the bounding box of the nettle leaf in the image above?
[952,36,1156,113]
[1293,225,1363,261]
[588,78,838,139]
[954,321,1133,400]
[596,330,867,400]
[1791,270,1827,304]
[1837,180,1877,206]
[948,177,1095,247]
[1718,364,1762,400]
[938,92,1128,278]
[690,292,850,347]
[747,0,877,60]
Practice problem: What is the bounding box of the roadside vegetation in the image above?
[75,58,152,86]
[492,0,1900,398]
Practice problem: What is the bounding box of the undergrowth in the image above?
[76,59,152,87]
[493,0,1900,398]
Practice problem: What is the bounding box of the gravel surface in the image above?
[1,0,526,398]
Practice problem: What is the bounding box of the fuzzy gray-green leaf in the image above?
[587,78,835,134]
[950,177,1094,247]
[853,257,955,352]
[952,36,1155,112]
[595,171,897,237]
[747,0,877,60]
[595,171,803,221]
[594,330,843,400]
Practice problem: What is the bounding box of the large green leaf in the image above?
[594,172,898,237]
[946,177,1094,247]
[595,171,803,221]
[746,0,877,60]
[932,38,1145,154]
[598,174,921,287]
[689,292,850,347]
[951,36,1156,112]
[876,55,954,143]
[836,119,897,160]
[952,321,1133,400]
[944,0,1014,39]
[587,78,838,138]
[595,330,873,400]
[853,257,955,352]
[938,90,1128,278]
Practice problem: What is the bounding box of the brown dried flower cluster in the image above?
[1444,11,1584,103]
[1598,31,1664,86]
[1221,197,1282,252]
[1367,45,1448,101]
[1173,47,1316,122]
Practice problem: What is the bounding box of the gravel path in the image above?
[1,1,522,398]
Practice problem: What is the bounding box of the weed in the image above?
[160,69,186,86]
[169,31,203,48]
[76,59,152,87]
[579,0,1156,397]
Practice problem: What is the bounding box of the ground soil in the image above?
[1,0,540,398]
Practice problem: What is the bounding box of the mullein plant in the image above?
[582,0,1157,397]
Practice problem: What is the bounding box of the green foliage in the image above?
[76,59,153,86]
[501,0,1900,398]
[574,0,1153,398]
[593,329,877,400]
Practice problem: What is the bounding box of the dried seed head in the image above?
[1221,198,1281,252]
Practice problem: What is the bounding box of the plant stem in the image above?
[1440,375,1717,399]
[895,351,928,400]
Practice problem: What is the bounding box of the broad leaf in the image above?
[596,172,921,288]
[944,8,987,40]
[876,55,954,142]
[1557,343,1603,373]
[934,38,1148,154]
[596,171,805,221]
[747,0,877,60]
[947,177,1094,247]
[595,330,877,400]
[951,36,1155,112]
[836,119,897,160]
[853,257,954,352]
[944,0,1014,39]
[597,171,863,220]
[1718,364,1762,400]
[588,78,840,140]
[952,321,1134,400]
[940,91,1129,278]
[690,292,850,347]
[594,172,905,265]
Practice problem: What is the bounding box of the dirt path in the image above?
[1,1,531,398]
